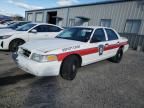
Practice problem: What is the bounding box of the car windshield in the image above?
[16,23,36,31]
[56,27,93,42]
[7,22,29,30]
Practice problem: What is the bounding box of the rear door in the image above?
[104,28,120,57]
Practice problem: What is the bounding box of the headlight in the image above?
[31,53,57,62]
[0,35,12,39]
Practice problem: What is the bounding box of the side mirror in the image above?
[30,29,37,33]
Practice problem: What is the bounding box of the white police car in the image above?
[13,26,129,80]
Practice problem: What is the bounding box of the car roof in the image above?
[31,22,58,26]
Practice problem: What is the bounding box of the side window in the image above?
[91,29,106,43]
[34,25,48,32]
[48,25,62,32]
[106,29,118,41]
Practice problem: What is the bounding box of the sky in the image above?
[0,0,107,17]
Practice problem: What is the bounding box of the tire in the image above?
[60,55,80,80]
[110,48,123,63]
[9,39,25,52]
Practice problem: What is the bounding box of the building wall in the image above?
[56,8,69,27]
[25,1,144,35]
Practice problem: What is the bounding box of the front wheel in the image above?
[60,55,80,80]
[110,48,123,63]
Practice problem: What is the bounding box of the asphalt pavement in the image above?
[0,50,144,108]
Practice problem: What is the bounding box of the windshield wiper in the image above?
[56,37,63,39]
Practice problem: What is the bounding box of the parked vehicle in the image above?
[0,21,30,35]
[0,21,17,28]
[0,24,7,28]
[13,26,129,80]
[0,19,12,24]
[0,23,63,51]
[0,21,30,29]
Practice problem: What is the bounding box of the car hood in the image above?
[0,29,15,35]
[0,24,7,28]
[0,30,25,36]
[21,38,84,53]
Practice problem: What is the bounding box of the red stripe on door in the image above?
[57,42,128,61]
[104,42,128,51]
[57,47,99,61]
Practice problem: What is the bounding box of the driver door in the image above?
[85,28,108,64]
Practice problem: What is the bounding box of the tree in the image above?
[12,15,24,21]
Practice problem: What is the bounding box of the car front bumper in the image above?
[0,39,9,50]
[123,44,129,53]
[12,53,61,76]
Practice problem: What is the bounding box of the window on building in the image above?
[124,20,141,34]
[100,19,111,27]
[74,17,89,26]
[27,13,33,21]
[91,29,106,43]
[69,19,75,27]
[56,17,63,26]
[35,12,43,22]
[57,20,63,26]
[105,29,118,41]
[82,21,89,26]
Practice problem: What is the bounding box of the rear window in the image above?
[105,29,118,41]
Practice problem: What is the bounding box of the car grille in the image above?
[21,49,31,57]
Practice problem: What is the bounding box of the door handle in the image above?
[117,41,120,44]
[105,43,109,46]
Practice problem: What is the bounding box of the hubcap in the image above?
[118,53,121,58]
[118,50,122,60]
[72,64,76,72]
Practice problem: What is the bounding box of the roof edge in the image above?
[26,0,138,12]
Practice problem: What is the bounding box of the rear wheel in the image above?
[110,48,123,63]
[9,39,25,52]
[60,55,80,80]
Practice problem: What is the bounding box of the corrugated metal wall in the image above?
[25,1,144,35]
[57,8,69,27]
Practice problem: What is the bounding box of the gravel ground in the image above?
[0,50,144,108]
